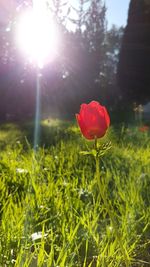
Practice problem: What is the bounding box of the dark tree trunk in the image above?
[118,0,150,104]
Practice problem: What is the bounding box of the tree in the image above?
[43,0,107,116]
[69,0,106,102]
[118,0,150,104]
[102,25,124,105]
[0,0,115,119]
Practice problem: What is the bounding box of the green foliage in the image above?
[0,120,150,266]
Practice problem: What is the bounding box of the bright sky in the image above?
[70,0,130,30]
[106,0,130,28]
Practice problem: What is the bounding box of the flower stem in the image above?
[94,136,98,151]
[95,140,130,266]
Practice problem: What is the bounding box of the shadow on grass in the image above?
[0,119,81,150]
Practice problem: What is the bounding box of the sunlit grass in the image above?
[0,120,150,266]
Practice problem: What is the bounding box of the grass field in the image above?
[0,119,150,266]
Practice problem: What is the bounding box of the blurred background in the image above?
[0,0,150,122]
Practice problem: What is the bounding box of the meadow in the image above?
[0,119,150,266]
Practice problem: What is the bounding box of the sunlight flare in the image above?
[16,0,59,68]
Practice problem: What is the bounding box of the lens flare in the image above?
[16,5,59,67]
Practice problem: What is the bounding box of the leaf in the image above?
[80,151,93,156]
[97,141,112,157]
[91,149,97,157]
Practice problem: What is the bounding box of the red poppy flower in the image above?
[139,126,149,132]
[76,101,110,140]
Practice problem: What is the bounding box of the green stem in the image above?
[94,136,98,151]
[95,142,130,266]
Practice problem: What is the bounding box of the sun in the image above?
[15,2,59,68]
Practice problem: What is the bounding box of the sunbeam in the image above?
[34,70,41,150]
[15,0,60,149]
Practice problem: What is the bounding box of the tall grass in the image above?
[0,120,150,266]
